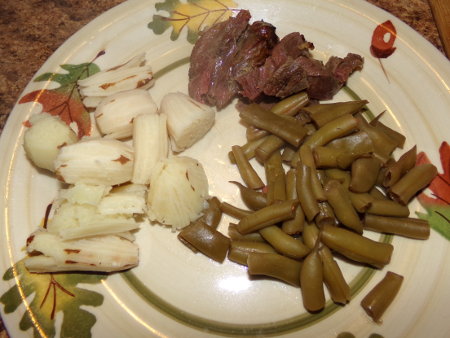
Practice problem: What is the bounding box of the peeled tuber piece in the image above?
[94,89,158,139]
[160,92,215,152]
[23,113,78,172]
[54,138,134,186]
[147,156,209,229]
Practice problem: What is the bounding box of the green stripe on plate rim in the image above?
[121,57,390,335]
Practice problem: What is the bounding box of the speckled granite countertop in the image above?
[0,0,445,336]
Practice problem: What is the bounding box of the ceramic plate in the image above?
[1,0,449,337]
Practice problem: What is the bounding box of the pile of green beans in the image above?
[178,92,437,320]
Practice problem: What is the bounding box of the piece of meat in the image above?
[188,10,251,108]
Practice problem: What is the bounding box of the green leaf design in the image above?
[34,63,100,86]
[1,260,107,338]
[148,0,238,43]
[417,205,450,240]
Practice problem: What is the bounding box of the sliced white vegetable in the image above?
[25,231,138,272]
[95,89,158,139]
[54,138,133,186]
[147,156,209,229]
[58,183,111,206]
[132,113,168,185]
[23,113,78,172]
[160,92,215,152]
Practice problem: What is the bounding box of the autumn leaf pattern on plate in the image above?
[416,142,450,240]
[19,62,100,138]
[148,0,239,43]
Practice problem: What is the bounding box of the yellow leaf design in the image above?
[148,0,240,43]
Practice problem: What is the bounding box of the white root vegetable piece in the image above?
[132,113,168,184]
[147,156,209,229]
[23,113,78,172]
[160,92,215,152]
[24,230,138,272]
[98,184,147,215]
[47,201,140,239]
[95,89,158,139]
[78,54,154,104]
[54,138,133,186]
[58,183,111,206]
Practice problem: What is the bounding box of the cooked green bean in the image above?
[364,214,430,239]
[282,169,306,234]
[247,92,310,140]
[366,200,410,217]
[296,164,320,221]
[220,202,252,219]
[303,223,320,250]
[303,114,358,148]
[282,205,305,235]
[281,145,297,163]
[178,220,230,263]
[264,151,286,204]
[228,223,265,242]
[348,192,373,213]
[383,145,417,187]
[360,271,403,323]
[300,249,325,312]
[389,163,437,205]
[228,240,276,266]
[255,134,285,162]
[324,180,363,234]
[356,116,397,163]
[238,103,307,147]
[230,181,267,210]
[236,200,297,234]
[259,225,310,259]
[228,137,267,163]
[315,201,337,227]
[300,145,326,201]
[369,186,388,200]
[350,157,381,193]
[247,252,302,287]
[303,100,368,127]
[319,246,350,304]
[202,197,222,228]
[325,168,351,189]
[369,114,406,149]
[321,225,393,268]
[231,145,264,189]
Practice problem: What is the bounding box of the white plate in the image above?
[1,0,450,337]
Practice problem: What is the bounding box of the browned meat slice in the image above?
[188,10,278,109]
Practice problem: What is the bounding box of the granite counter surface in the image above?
[0,0,446,337]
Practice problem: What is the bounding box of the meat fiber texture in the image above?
[188,10,364,109]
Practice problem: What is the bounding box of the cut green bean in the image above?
[361,271,403,323]
[228,240,276,266]
[228,137,267,163]
[259,225,310,259]
[315,201,337,227]
[383,146,417,187]
[366,200,410,217]
[282,205,305,235]
[264,151,286,204]
[370,114,406,149]
[230,181,267,210]
[296,164,320,221]
[236,200,297,234]
[255,135,285,163]
[321,225,393,268]
[348,192,373,213]
[303,114,358,148]
[325,168,351,189]
[228,223,265,242]
[231,145,264,189]
[247,252,302,287]
[220,202,252,219]
[202,197,222,228]
[350,157,381,193]
[178,221,230,263]
[303,100,368,127]
[300,249,325,312]
[324,180,363,234]
[319,246,350,304]
[389,163,437,205]
[364,214,430,239]
[303,223,320,250]
[238,103,307,147]
[300,145,326,201]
